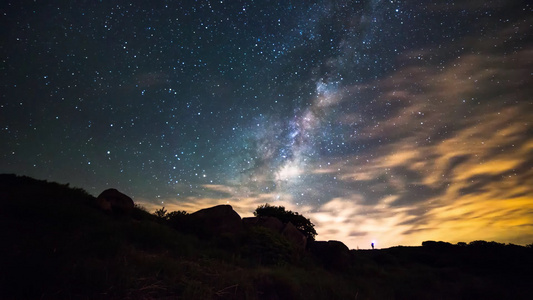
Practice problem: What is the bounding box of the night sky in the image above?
[2,0,532,249]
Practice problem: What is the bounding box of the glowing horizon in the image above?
[2,1,531,250]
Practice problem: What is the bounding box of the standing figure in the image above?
[371,242,374,249]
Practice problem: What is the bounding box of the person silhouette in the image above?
[371,242,374,249]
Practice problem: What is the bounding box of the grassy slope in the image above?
[1,174,531,300]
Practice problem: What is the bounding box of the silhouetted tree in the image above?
[254,203,317,241]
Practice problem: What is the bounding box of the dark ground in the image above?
[1,174,532,300]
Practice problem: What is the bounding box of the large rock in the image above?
[242,217,257,227]
[243,216,284,233]
[244,217,307,250]
[309,240,351,270]
[189,204,242,236]
[96,188,134,214]
[281,222,307,250]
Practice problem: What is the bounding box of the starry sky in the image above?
[2,0,532,249]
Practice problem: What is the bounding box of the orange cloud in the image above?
[137,17,532,250]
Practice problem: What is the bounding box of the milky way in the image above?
[2,0,532,248]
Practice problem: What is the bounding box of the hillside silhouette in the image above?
[1,174,532,299]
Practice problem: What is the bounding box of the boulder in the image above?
[281,222,307,250]
[244,218,307,249]
[96,188,134,214]
[309,240,351,270]
[242,217,257,227]
[243,216,284,233]
[189,204,242,236]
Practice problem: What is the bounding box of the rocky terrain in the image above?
[1,174,532,299]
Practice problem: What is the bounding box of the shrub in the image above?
[154,206,168,219]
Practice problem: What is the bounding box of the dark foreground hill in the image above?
[1,174,532,300]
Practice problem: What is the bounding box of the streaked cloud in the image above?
[139,14,532,250]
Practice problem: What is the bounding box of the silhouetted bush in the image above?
[152,207,192,231]
[154,206,168,219]
[422,240,454,251]
[166,210,190,227]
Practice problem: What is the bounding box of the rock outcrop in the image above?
[96,188,134,214]
[281,222,307,250]
[189,204,242,236]
[243,216,284,233]
[309,240,351,270]
[243,217,307,250]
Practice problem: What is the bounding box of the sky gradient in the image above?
[2,0,532,249]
